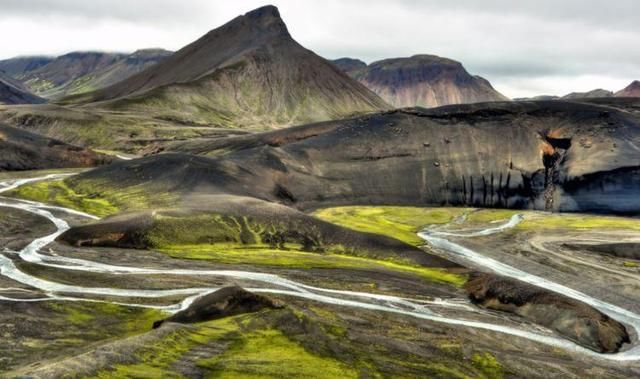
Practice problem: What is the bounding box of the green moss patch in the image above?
[7,179,119,217]
[198,327,357,378]
[471,352,504,379]
[48,301,163,335]
[92,311,357,379]
[159,243,465,287]
[312,206,469,245]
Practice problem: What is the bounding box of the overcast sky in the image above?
[0,0,638,98]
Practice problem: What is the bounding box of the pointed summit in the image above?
[243,4,288,32]
[64,5,388,129]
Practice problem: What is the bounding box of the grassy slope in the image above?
[313,206,470,245]
[90,308,503,379]
[5,178,165,217]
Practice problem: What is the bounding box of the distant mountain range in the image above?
[515,82,640,101]
[0,49,172,99]
[562,89,614,100]
[0,71,45,105]
[332,55,509,108]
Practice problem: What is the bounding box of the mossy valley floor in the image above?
[3,176,640,377]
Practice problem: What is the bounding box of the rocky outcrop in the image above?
[465,273,630,353]
[334,54,508,108]
[153,286,282,328]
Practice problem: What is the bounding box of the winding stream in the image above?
[0,175,639,361]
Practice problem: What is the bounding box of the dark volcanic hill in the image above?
[333,55,509,108]
[562,89,613,100]
[65,6,389,129]
[0,122,111,170]
[0,71,45,105]
[73,99,640,214]
[615,81,640,97]
[0,56,54,77]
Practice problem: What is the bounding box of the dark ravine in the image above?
[465,273,630,354]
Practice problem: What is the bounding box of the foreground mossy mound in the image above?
[58,196,465,286]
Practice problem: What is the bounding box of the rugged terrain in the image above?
[0,4,638,378]
[333,54,509,108]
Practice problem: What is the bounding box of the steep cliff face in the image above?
[75,99,640,214]
[64,6,389,129]
[334,55,509,108]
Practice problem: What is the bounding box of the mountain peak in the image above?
[615,80,640,97]
[244,5,281,21]
[223,5,289,38]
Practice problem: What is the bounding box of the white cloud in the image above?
[0,0,638,97]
